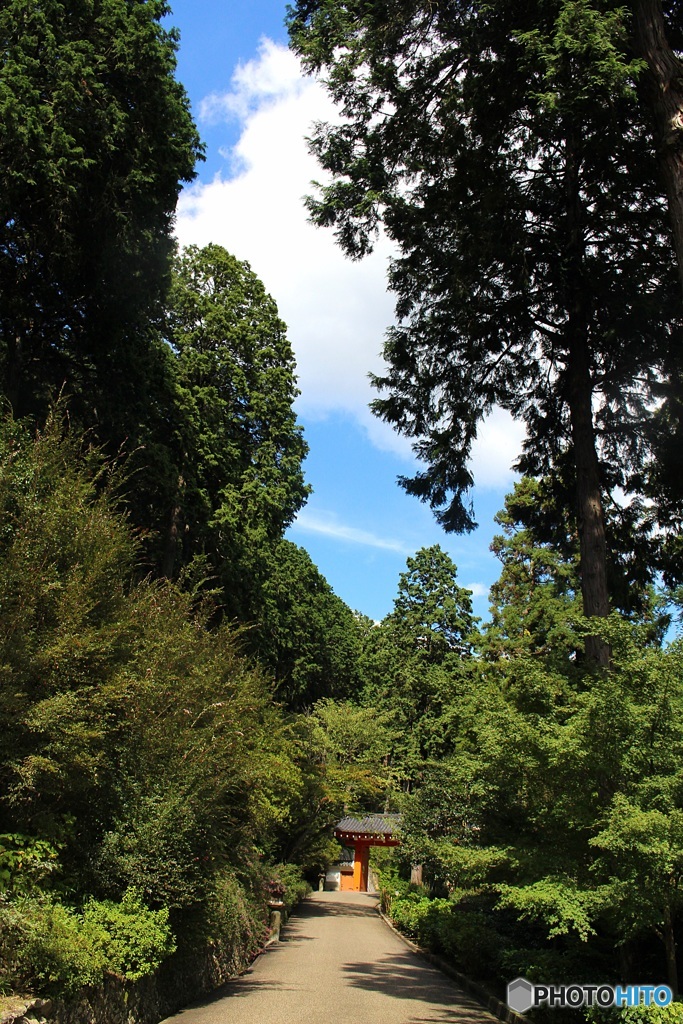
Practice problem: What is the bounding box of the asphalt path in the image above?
[159,891,499,1024]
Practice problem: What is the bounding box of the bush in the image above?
[374,865,426,915]
[426,905,502,977]
[83,889,176,981]
[0,834,60,896]
[0,898,107,994]
[383,886,503,979]
[390,895,435,935]
[0,890,175,995]
[201,871,268,967]
[268,864,311,915]
[587,1005,683,1024]
[95,793,208,909]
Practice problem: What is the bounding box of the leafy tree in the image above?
[310,698,395,812]
[0,414,140,848]
[387,545,479,660]
[165,244,310,611]
[288,0,683,664]
[591,796,683,993]
[0,0,201,424]
[360,548,478,788]
[391,601,683,988]
[255,540,363,710]
[0,414,309,910]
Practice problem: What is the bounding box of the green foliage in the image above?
[82,889,176,982]
[268,863,311,915]
[0,835,59,896]
[0,415,141,843]
[0,898,107,994]
[588,1005,683,1024]
[376,868,503,977]
[590,795,683,941]
[376,490,683,989]
[200,870,268,968]
[95,790,209,909]
[311,698,394,812]
[0,890,174,994]
[387,546,479,660]
[0,416,333,1000]
[166,244,309,596]
[516,1,644,110]
[496,876,607,943]
[287,0,683,638]
[359,547,478,790]
[255,541,363,709]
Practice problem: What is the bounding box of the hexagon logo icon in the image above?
[507,977,534,1014]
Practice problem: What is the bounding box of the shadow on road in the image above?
[164,974,291,1015]
[287,896,380,920]
[342,951,488,1023]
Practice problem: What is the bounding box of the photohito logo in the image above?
[507,977,673,1014]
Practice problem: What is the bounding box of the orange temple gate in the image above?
[333,814,400,892]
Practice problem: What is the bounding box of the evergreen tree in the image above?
[360,547,478,788]
[166,244,309,613]
[484,478,585,666]
[632,0,683,297]
[388,545,479,660]
[256,540,363,710]
[0,0,202,495]
[288,0,683,664]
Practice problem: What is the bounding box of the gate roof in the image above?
[334,813,401,845]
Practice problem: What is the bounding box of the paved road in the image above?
[160,891,499,1024]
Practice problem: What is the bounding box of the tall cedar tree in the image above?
[632,0,683,297]
[166,245,309,605]
[0,0,202,444]
[288,0,683,665]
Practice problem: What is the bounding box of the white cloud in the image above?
[176,40,396,431]
[470,407,526,490]
[198,38,307,126]
[176,39,524,486]
[464,582,490,599]
[291,508,411,554]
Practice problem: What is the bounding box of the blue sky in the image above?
[166,0,526,623]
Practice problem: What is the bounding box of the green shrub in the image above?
[83,889,176,981]
[0,889,176,995]
[428,906,502,977]
[374,866,427,915]
[269,864,311,915]
[386,891,503,979]
[202,871,268,964]
[0,834,60,895]
[587,1004,683,1024]
[95,793,208,909]
[501,944,607,986]
[0,898,107,994]
[390,895,435,935]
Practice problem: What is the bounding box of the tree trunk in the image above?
[162,475,185,579]
[633,0,683,300]
[563,117,612,668]
[566,335,612,667]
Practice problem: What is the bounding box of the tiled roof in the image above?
[335,813,401,836]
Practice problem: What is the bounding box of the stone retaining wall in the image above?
[0,935,259,1024]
